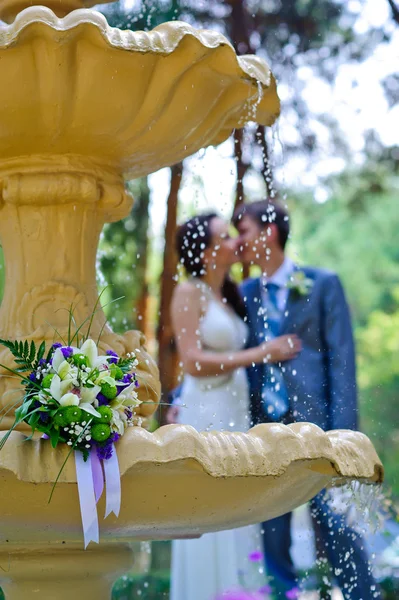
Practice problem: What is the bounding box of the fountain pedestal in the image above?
[0,544,134,600]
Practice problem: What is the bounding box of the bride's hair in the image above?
[176,213,246,319]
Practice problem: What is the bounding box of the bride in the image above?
[169,213,301,600]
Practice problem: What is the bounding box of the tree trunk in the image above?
[157,162,183,422]
[233,128,247,212]
[132,177,151,335]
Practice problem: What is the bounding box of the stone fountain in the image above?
[0,0,383,598]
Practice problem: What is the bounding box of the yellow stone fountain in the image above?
[0,0,383,598]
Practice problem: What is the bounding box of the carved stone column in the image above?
[0,543,135,600]
[0,156,160,429]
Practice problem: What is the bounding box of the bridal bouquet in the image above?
[0,338,141,458]
[0,332,142,547]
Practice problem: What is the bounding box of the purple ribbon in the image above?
[90,449,104,503]
[103,443,121,518]
[75,451,99,548]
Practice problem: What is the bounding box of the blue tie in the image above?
[261,282,290,421]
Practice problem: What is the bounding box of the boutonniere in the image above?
[287,270,314,296]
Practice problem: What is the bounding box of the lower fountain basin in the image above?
[0,422,383,543]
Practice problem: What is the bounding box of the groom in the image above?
[233,200,380,600]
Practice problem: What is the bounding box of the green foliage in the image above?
[98,178,151,332]
[112,572,170,600]
[0,339,46,373]
[292,168,399,325]
[357,294,399,497]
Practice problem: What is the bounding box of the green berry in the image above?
[100,381,117,400]
[54,406,83,427]
[53,410,68,428]
[94,406,113,424]
[110,364,124,380]
[91,423,111,442]
[42,373,54,389]
[71,353,89,368]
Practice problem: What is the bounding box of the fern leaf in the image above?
[29,340,36,362]
[37,341,46,363]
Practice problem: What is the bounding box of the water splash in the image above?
[327,480,387,536]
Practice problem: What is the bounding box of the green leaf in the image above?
[15,399,35,422]
[14,358,30,365]
[49,427,60,449]
[23,340,28,358]
[37,341,46,363]
[28,412,41,428]
[45,346,54,364]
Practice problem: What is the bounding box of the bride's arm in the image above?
[171,282,298,378]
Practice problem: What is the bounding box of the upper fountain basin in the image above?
[0,8,280,179]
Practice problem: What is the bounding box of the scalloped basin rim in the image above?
[0,8,274,90]
[0,423,384,485]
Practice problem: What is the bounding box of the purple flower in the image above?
[258,585,272,595]
[52,343,62,349]
[134,379,139,388]
[125,408,133,420]
[285,588,300,600]
[28,372,37,382]
[122,373,133,383]
[95,433,120,461]
[96,392,110,406]
[61,346,73,359]
[248,550,264,562]
[96,443,114,461]
[38,358,47,366]
[39,412,50,424]
[106,350,118,364]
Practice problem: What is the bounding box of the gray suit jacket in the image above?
[241,267,358,431]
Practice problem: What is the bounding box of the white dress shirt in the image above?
[260,257,295,312]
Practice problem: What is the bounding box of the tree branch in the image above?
[387,0,399,24]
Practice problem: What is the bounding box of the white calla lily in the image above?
[52,346,78,372]
[59,393,80,407]
[94,355,111,369]
[111,409,125,435]
[52,348,65,372]
[94,370,110,384]
[80,384,101,405]
[49,374,61,400]
[80,339,98,368]
[49,374,75,402]
[58,360,71,380]
[110,385,141,411]
[80,403,101,418]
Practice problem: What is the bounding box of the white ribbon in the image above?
[75,451,99,548]
[103,443,121,518]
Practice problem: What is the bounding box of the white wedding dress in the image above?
[170,285,266,600]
